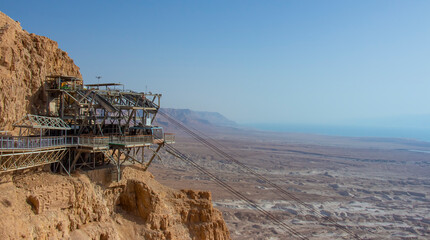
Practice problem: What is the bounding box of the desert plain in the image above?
[149,125,430,239]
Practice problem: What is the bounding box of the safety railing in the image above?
[0,133,175,151]
[45,82,84,91]
[109,135,153,145]
[78,136,110,146]
[0,136,70,149]
[164,133,175,144]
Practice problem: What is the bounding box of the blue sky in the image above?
[2,1,430,127]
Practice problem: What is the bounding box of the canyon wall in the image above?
[0,11,81,131]
[0,11,231,239]
[0,166,230,240]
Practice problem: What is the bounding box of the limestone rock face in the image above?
[0,171,118,240]
[0,167,231,240]
[0,11,81,131]
[116,167,231,240]
[0,11,230,240]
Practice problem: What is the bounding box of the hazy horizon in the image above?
[244,122,430,142]
[3,1,430,128]
[161,107,430,141]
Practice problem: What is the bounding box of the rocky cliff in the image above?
[0,11,231,240]
[0,11,81,131]
[0,166,230,240]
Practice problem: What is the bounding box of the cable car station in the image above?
[0,75,175,181]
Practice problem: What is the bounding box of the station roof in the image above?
[130,126,162,130]
[85,83,123,87]
[46,75,83,81]
[13,114,71,130]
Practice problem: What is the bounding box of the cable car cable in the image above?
[164,144,309,240]
[159,110,361,240]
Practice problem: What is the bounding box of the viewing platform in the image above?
[0,134,175,173]
[0,134,175,152]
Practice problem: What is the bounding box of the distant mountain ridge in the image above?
[158,108,238,128]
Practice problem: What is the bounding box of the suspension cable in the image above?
[159,110,361,240]
[165,144,309,240]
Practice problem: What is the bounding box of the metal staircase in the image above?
[76,90,118,112]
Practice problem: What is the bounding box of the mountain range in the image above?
[157,108,238,130]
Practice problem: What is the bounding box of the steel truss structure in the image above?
[45,76,161,136]
[0,147,69,173]
[13,114,71,130]
[0,76,175,181]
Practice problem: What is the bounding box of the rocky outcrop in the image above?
[0,11,81,131]
[117,167,230,240]
[0,166,230,239]
[0,11,231,239]
[0,170,117,239]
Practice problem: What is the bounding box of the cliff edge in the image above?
[0,166,230,239]
[0,11,81,131]
[0,11,231,240]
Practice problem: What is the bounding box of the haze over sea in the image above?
[247,123,430,142]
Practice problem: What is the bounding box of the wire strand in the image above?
[159,110,361,240]
[165,144,309,240]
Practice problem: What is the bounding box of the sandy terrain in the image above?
[149,127,430,239]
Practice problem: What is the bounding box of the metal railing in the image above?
[0,133,175,151]
[164,133,175,144]
[109,135,153,145]
[0,136,70,149]
[78,136,109,146]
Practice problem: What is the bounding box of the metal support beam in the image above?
[70,150,82,171]
[144,143,163,170]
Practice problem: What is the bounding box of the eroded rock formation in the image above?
[0,11,231,240]
[0,11,81,131]
[0,166,230,240]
